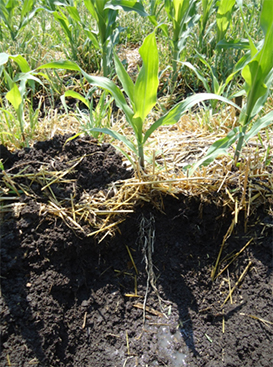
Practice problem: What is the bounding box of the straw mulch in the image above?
[1,108,272,244]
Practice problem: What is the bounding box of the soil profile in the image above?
[0,135,272,367]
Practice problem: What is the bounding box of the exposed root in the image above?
[138,213,170,324]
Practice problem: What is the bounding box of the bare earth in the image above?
[1,135,272,367]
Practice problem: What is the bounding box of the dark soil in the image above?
[0,135,272,367]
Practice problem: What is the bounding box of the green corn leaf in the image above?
[242,0,273,123]
[0,53,10,66]
[216,38,250,50]
[105,0,148,17]
[248,36,258,58]
[6,83,22,111]
[21,0,34,18]
[83,0,98,21]
[88,127,137,154]
[144,93,240,143]
[200,0,215,38]
[134,31,159,122]
[81,72,134,127]
[53,11,72,40]
[260,0,273,35]
[95,0,108,17]
[84,29,100,49]
[212,74,222,95]
[113,52,135,109]
[38,60,81,72]
[15,72,44,86]
[165,0,199,48]
[66,5,81,23]
[63,90,90,109]
[0,53,30,72]
[179,61,210,92]
[18,7,42,35]
[244,110,273,142]
[225,53,252,85]
[193,110,273,174]
[165,0,188,24]
[10,55,31,73]
[216,0,236,43]
[173,0,189,25]
[38,61,134,127]
[148,15,157,26]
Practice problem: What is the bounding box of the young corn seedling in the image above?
[60,88,113,140]
[0,53,47,146]
[191,0,273,173]
[179,48,252,113]
[216,0,236,44]
[198,0,215,50]
[39,30,239,169]
[148,0,164,19]
[83,0,147,77]
[164,0,200,83]
[51,4,82,61]
[0,0,40,41]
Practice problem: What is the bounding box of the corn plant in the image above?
[38,0,73,11]
[191,0,273,172]
[179,49,252,112]
[38,31,238,169]
[216,0,236,44]
[0,0,40,41]
[147,0,164,24]
[60,88,113,140]
[198,0,215,49]
[52,4,82,61]
[83,0,147,77]
[164,0,200,83]
[0,53,47,145]
[38,1,86,61]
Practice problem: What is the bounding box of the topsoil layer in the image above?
[0,135,272,367]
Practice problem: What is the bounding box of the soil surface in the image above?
[0,135,272,367]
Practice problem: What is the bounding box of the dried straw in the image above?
[1,108,272,242]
